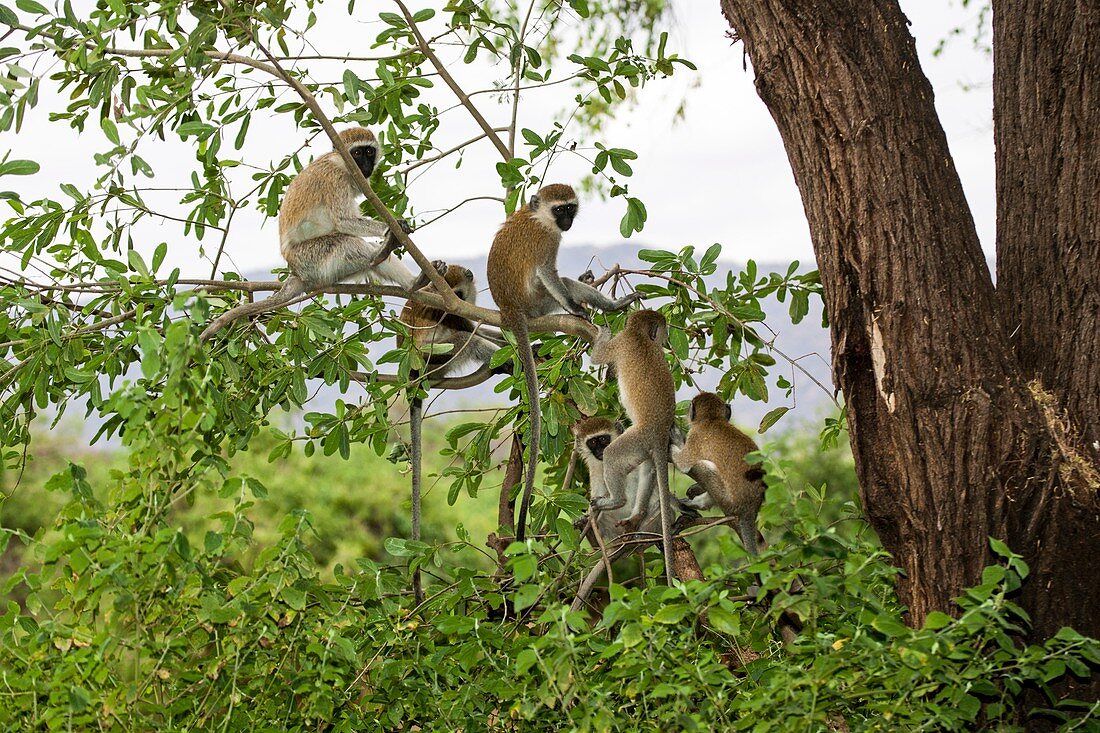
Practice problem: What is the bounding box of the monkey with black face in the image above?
[589,309,678,582]
[398,265,504,604]
[279,126,433,291]
[571,417,661,547]
[487,183,639,542]
[200,127,440,341]
[671,392,767,555]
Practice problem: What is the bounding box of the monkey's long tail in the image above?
[512,318,540,543]
[409,375,424,605]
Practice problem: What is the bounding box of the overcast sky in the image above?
[2,1,993,279]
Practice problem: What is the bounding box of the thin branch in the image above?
[394,0,511,161]
[508,0,539,158]
[399,129,508,174]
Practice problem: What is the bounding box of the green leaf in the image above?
[707,607,740,636]
[653,604,690,624]
[15,0,46,14]
[758,406,790,434]
[411,7,435,22]
[100,117,120,145]
[0,159,39,176]
[512,583,539,611]
[923,611,953,630]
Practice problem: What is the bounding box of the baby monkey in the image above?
[672,392,767,555]
[571,417,661,547]
[398,264,504,384]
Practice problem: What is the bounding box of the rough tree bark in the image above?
[718,0,1099,674]
[994,2,1100,469]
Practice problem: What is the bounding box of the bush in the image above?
[1,427,1096,731]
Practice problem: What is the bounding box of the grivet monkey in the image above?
[486,183,639,541]
[671,392,767,555]
[200,126,437,341]
[571,417,661,547]
[397,264,505,603]
[589,309,678,582]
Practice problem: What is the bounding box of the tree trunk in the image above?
[994,1,1100,469]
[717,0,1100,663]
[992,0,1100,653]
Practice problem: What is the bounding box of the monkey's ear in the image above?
[615,420,626,434]
[687,402,696,422]
[725,403,732,421]
[529,194,540,211]
[648,321,660,341]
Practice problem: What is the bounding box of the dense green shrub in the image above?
[1,432,1096,731]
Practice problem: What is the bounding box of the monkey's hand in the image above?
[685,482,707,499]
[590,496,625,512]
[577,269,595,285]
[397,218,414,234]
[409,260,448,292]
[610,291,643,311]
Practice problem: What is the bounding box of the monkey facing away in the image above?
[671,392,767,555]
[571,417,661,547]
[199,127,437,341]
[487,183,639,541]
[589,309,678,582]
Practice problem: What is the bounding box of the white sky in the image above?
[1,1,993,279]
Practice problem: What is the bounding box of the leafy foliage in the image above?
[0,0,1096,730]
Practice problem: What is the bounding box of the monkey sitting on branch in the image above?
[487,183,640,542]
[571,416,662,548]
[200,127,441,341]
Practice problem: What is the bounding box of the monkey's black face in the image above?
[351,144,378,179]
[552,202,578,231]
[585,433,613,461]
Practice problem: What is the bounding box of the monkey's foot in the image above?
[397,218,415,234]
[675,499,701,519]
[409,260,448,292]
[615,514,643,532]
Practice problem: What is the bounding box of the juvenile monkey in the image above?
[571,417,661,547]
[671,392,767,555]
[398,265,502,605]
[199,127,438,341]
[398,265,504,383]
[589,309,678,582]
[487,184,639,541]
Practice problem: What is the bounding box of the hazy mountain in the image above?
[311,242,838,431]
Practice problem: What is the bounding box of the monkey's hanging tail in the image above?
[653,438,676,584]
[409,377,425,605]
[511,318,540,542]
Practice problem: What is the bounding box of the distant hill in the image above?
[304,242,838,431]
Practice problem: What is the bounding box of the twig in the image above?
[394,0,510,161]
